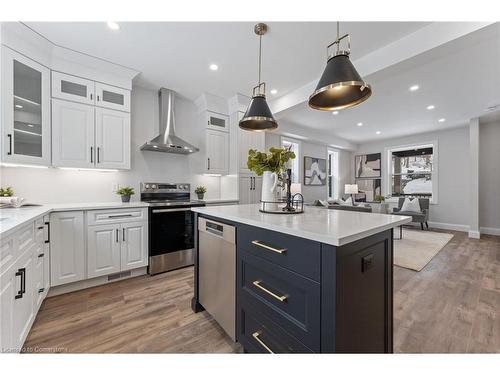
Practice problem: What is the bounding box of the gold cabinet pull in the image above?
[251,240,287,254]
[252,332,274,353]
[252,280,287,302]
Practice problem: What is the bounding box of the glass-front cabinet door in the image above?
[1,46,51,165]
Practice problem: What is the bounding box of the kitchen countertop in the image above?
[0,202,149,237]
[192,204,412,246]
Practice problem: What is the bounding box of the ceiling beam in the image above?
[269,22,495,115]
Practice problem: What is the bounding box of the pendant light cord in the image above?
[336,21,340,53]
[258,33,262,85]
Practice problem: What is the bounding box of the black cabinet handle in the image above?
[207,158,210,170]
[97,147,100,163]
[116,228,119,243]
[38,253,44,258]
[7,134,12,155]
[90,146,93,163]
[122,228,125,242]
[38,288,45,294]
[90,93,93,101]
[15,268,24,299]
[97,95,100,102]
[45,222,50,243]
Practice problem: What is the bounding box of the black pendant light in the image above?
[239,23,278,132]
[309,22,372,111]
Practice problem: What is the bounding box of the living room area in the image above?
[264,22,500,353]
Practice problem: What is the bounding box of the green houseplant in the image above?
[0,187,14,197]
[373,195,389,213]
[247,147,296,209]
[195,186,207,200]
[373,195,385,203]
[116,186,135,203]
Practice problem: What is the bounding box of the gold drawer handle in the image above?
[252,332,274,353]
[253,280,287,302]
[251,240,287,254]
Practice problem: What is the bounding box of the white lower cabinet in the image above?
[87,224,121,278]
[50,211,85,286]
[120,221,148,271]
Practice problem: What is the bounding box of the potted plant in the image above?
[0,187,14,197]
[247,147,296,209]
[116,186,135,203]
[373,195,388,213]
[195,186,207,200]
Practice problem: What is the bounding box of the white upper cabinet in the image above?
[238,111,265,174]
[95,107,130,169]
[206,111,229,132]
[52,71,95,105]
[95,82,130,112]
[1,46,51,166]
[51,99,95,168]
[206,129,229,175]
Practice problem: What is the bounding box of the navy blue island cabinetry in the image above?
[191,206,408,354]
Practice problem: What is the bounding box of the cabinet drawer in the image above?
[52,71,94,105]
[0,234,16,273]
[238,250,320,351]
[238,301,313,353]
[237,224,320,281]
[87,208,147,225]
[35,217,45,245]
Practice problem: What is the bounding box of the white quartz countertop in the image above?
[192,204,412,246]
[0,202,149,237]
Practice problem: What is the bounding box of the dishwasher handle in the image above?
[198,217,235,243]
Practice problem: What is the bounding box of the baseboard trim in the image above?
[48,267,148,297]
[480,226,500,236]
[427,221,469,232]
[468,230,481,239]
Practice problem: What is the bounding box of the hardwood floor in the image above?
[23,267,241,353]
[24,230,499,353]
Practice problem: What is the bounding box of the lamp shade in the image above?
[239,94,278,131]
[344,184,359,194]
[308,53,372,111]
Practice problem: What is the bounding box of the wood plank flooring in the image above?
[23,230,500,353]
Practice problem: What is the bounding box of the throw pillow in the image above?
[339,196,354,206]
[400,198,421,213]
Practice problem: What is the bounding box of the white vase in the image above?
[260,171,278,211]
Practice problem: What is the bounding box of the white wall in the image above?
[0,86,227,203]
[356,126,471,228]
[479,121,500,233]
[265,132,353,203]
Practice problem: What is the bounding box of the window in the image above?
[281,138,300,184]
[328,149,339,200]
[390,146,433,198]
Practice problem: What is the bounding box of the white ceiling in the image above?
[25,21,429,100]
[24,21,499,145]
[277,23,500,143]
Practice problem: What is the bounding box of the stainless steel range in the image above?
[141,182,205,275]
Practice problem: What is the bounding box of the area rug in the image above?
[394,229,454,271]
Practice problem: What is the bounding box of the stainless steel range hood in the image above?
[140,88,199,154]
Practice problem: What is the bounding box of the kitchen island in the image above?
[191,204,411,354]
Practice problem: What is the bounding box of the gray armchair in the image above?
[392,197,429,230]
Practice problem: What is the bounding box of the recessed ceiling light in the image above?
[376,131,381,135]
[209,64,218,71]
[15,104,23,109]
[427,105,435,110]
[270,89,278,95]
[106,22,120,31]
[409,85,419,92]
[332,111,339,115]
[438,118,446,123]
[357,122,363,127]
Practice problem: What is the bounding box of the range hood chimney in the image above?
[140,88,199,154]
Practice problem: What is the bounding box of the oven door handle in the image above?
[151,208,192,213]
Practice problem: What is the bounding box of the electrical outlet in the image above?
[112,183,119,192]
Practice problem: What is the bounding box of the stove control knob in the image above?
[151,184,157,189]
[183,185,188,190]
[145,184,150,189]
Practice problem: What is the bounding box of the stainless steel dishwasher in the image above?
[198,217,236,341]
